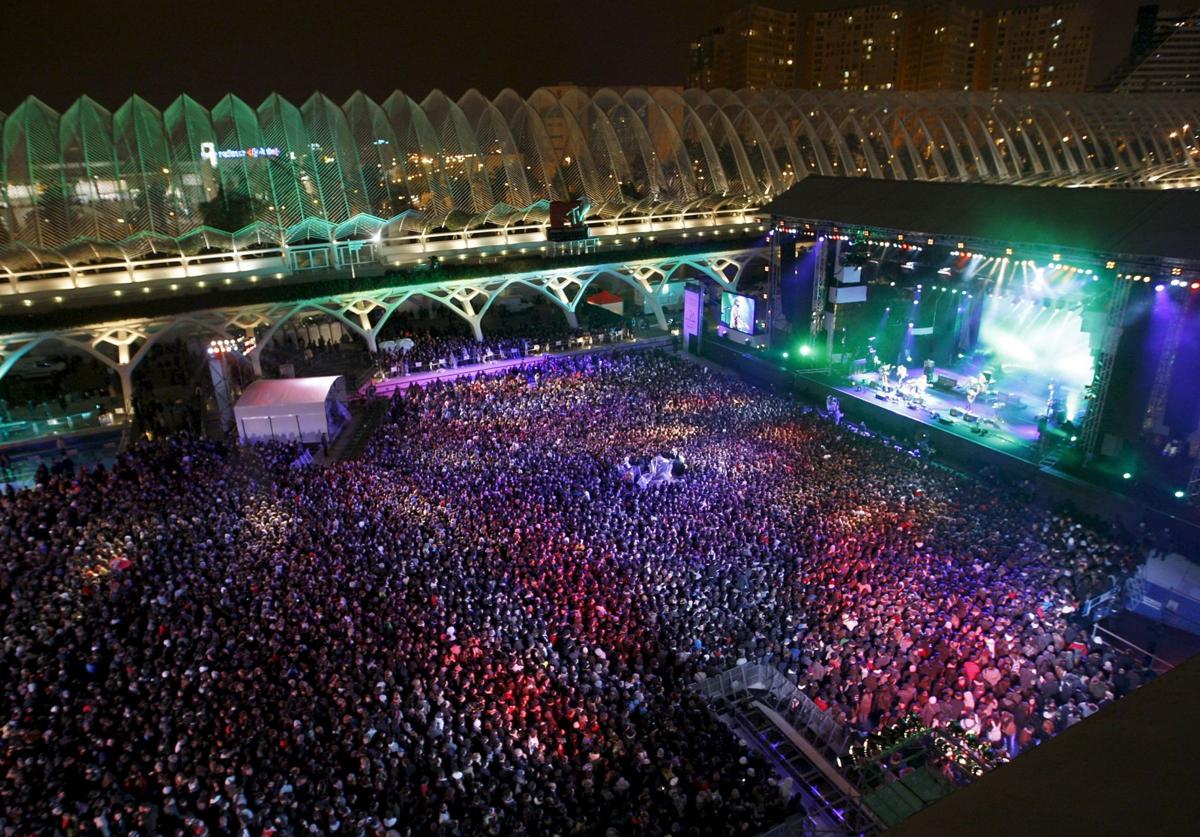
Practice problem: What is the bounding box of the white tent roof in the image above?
[236,376,343,411]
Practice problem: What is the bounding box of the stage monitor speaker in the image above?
[829,285,868,304]
[932,374,958,391]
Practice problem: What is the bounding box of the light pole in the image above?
[207,335,254,435]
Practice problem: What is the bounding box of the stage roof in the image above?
[763,177,1200,262]
[891,650,1200,836]
[235,376,343,411]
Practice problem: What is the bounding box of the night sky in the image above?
[0,0,1156,111]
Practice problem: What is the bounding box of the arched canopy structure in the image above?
[2,88,1198,266]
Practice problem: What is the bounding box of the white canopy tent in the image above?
[234,376,349,444]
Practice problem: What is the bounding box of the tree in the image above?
[199,185,259,232]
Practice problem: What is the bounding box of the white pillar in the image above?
[645,295,668,331]
[117,365,135,418]
[564,308,579,329]
[470,318,484,342]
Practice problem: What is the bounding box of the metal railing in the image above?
[697,662,852,756]
[1,207,763,295]
[1090,623,1175,673]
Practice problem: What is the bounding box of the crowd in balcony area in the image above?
[255,303,634,385]
[0,350,1155,835]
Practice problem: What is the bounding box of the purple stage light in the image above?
[1155,284,1165,292]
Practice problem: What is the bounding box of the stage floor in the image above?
[809,368,1051,466]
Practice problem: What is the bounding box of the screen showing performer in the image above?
[720,292,756,334]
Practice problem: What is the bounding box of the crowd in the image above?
[375,324,630,378]
[0,349,1152,835]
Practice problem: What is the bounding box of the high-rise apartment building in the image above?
[1103,6,1200,93]
[976,3,1094,92]
[897,1,985,91]
[688,4,798,90]
[801,4,905,90]
[689,27,727,89]
[688,1,1096,94]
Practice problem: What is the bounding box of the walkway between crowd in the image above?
[361,329,672,396]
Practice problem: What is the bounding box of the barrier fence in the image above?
[696,662,851,757]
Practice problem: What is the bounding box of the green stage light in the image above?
[1122,472,1132,480]
[1175,490,1186,499]
[799,344,813,357]
[782,351,790,359]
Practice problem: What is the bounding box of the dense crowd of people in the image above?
[0,349,1152,835]
[376,324,631,378]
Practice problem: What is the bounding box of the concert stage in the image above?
[795,371,1042,466]
[819,366,1053,467]
[752,176,1200,544]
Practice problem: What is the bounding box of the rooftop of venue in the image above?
[763,176,1200,263]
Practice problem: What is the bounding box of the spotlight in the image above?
[1155,284,1165,292]
[799,344,812,357]
[1122,472,1132,480]
[1175,490,1186,499]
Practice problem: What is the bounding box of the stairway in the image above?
[722,703,876,836]
[327,398,388,462]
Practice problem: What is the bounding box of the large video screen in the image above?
[720,292,756,334]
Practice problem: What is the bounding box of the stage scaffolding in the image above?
[1142,294,1194,437]
[1080,278,1133,459]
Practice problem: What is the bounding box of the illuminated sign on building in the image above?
[200,141,282,167]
